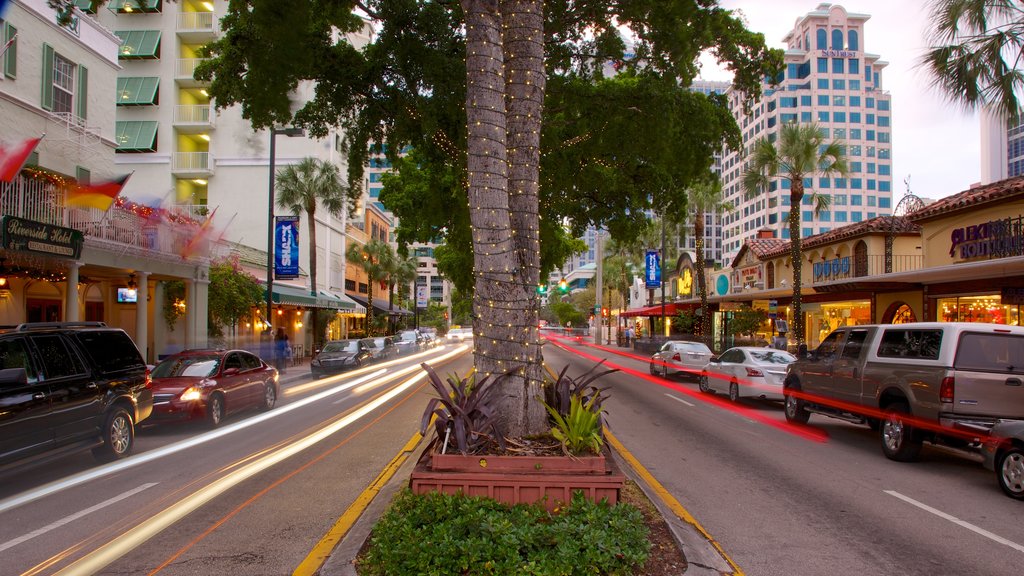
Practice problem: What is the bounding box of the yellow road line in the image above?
[604,429,745,576]
[292,431,424,576]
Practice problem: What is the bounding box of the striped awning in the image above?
[115,121,158,152]
[116,77,159,105]
[114,30,161,59]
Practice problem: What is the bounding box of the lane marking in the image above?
[665,393,695,407]
[884,490,1024,554]
[0,483,157,553]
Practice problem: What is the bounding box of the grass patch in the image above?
[357,489,650,575]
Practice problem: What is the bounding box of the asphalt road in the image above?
[0,344,472,576]
[543,335,1022,576]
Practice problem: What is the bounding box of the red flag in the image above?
[67,174,131,211]
[180,206,220,259]
[0,136,42,182]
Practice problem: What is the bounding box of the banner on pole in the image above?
[274,216,299,279]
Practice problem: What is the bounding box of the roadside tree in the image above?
[346,240,393,336]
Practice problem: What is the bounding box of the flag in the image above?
[0,136,42,182]
[67,173,131,211]
[180,206,219,259]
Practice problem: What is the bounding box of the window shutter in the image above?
[41,43,54,111]
[4,24,16,78]
[77,64,88,119]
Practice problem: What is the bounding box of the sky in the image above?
[697,1,981,203]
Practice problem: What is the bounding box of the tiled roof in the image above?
[760,215,920,259]
[908,175,1024,222]
[746,238,789,258]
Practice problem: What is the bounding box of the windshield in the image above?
[322,341,360,353]
[750,350,796,364]
[152,355,220,378]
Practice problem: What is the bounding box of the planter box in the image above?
[410,446,624,512]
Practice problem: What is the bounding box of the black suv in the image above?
[0,322,152,467]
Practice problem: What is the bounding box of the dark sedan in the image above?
[360,337,396,363]
[311,339,373,377]
[150,349,279,428]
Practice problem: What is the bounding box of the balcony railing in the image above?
[173,104,214,127]
[810,254,923,285]
[176,11,215,34]
[175,58,211,83]
[172,151,214,175]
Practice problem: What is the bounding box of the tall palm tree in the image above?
[921,0,1024,121]
[275,157,348,348]
[388,252,418,333]
[741,122,848,346]
[346,239,393,336]
[686,177,733,345]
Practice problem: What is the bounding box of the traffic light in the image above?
[558,279,568,293]
[536,284,548,295]
[602,307,609,318]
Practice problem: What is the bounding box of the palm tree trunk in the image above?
[695,209,709,346]
[366,272,375,336]
[306,206,319,349]
[498,0,546,436]
[790,188,804,346]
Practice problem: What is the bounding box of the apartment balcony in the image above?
[175,58,211,87]
[176,11,217,43]
[172,151,214,177]
[173,104,214,132]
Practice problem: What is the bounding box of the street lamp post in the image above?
[266,127,304,334]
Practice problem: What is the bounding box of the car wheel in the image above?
[783,381,810,424]
[206,393,225,429]
[997,446,1024,500]
[729,381,740,403]
[880,402,922,462]
[698,373,710,393]
[260,383,277,411]
[93,406,135,462]
[650,361,659,376]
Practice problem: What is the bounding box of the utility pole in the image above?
[595,228,603,345]
[660,216,666,337]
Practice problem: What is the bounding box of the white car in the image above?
[447,327,474,342]
[699,346,796,402]
[649,341,714,381]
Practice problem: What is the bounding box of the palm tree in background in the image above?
[346,239,393,336]
[686,177,733,345]
[921,0,1024,121]
[388,252,418,333]
[741,122,847,346]
[275,157,348,348]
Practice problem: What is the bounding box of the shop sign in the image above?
[715,273,730,296]
[1003,287,1024,306]
[769,299,778,312]
[752,300,770,311]
[645,250,661,288]
[720,302,742,311]
[820,49,856,58]
[416,284,429,308]
[737,265,762,286]
[274,216,299,279]
[813,256,850,280]
[677,268,693,298]
[1,216,83,259]
[950,216,1024,260]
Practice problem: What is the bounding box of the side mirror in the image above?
[709,357,721,364]
[797,344,809,359]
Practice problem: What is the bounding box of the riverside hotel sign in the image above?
[949,216,1024,260]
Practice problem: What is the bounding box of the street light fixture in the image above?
[266,126,305,333]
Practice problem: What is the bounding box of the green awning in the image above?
[74,0,98,13]
[115,77,159,105]
[114,30,161,59]
[266,284,356,311]
[108,0,162,13]
[115,121,158,152]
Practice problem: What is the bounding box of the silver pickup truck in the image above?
[784,322,1024,461]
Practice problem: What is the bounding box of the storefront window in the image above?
[804,301,871,347]
[938,295,1021,325]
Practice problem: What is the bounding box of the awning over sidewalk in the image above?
[266,284,359,311]
[348,294,414,316]
[620,303,682,318]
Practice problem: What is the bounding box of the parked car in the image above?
[649,341,714,381]
[785,322,1024,461]
[0,321,152,465]
[700,347,796,402]
[150,349,278,428]
[447,327,474,342]
[394,329,424,355]
[982,420,1024,500]
[360,337,396,362]
[311,339,373,377]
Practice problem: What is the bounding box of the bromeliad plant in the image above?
[419,363,506,455]
[540,362,617,456]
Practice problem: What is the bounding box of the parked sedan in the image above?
[311,339,373,377]
[649,341,714,381]
[394,329,424,356]
[360,337,396,363]
[699,347,796,402]
[150,349,278,428]
[982,420,1024,500]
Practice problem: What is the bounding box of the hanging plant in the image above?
[162,280,186,331]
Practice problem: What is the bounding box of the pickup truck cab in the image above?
[784,322,1024,461]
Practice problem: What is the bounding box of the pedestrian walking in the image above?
[274,327,291,373]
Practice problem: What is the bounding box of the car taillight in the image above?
[940,376,954,403]
[746,367,763,377]
[145,367,152,389]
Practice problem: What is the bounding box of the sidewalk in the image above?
[308,339,739,576]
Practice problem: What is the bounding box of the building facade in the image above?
[719,2,894,262]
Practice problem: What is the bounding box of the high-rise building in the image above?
[719,2,894,261]
[981,108,1024,184]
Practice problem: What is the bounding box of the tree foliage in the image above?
[207,258,264,338]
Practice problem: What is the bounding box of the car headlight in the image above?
[180,387,202,402]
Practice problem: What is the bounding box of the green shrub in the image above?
[360,490,649,576]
